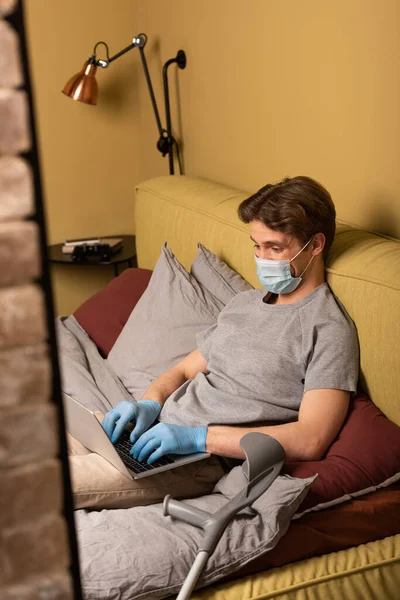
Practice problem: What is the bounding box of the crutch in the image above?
[162,432,286,600]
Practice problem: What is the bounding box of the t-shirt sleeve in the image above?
[196,323,218,362]
[303,320,359,394]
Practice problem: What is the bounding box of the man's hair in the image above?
[238,176,336,259]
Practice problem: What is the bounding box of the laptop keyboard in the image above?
[114,430,175,473]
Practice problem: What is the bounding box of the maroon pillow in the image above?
[74,268,152,358]
[284,392,400,516]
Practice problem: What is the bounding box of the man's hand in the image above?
[102,400,161,444]
[131,422,208,465]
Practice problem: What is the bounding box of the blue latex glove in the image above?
[102,400,161,444]
[131,422,208,465]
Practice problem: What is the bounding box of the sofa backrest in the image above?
[135,176,400,425]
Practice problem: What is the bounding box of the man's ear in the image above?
[312,233,326,256]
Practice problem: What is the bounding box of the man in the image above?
[103,176,359,471]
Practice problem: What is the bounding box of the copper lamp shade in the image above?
[62,60,98,105]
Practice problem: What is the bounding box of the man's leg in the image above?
[67,432,226,510]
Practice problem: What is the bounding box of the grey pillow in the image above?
[191,243,253,307]
[107,243,222,399]
[76,470,316,599]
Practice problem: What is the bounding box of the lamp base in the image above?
[176,50,186,69]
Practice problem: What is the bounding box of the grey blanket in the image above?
[56,316,315,599]
[56,315,134,413]
[76,471,314,600]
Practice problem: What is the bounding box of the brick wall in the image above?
[0,1,76,597]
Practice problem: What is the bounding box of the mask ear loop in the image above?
[290,237,313,263]
[290,237,314,278]
[299,253,315,277]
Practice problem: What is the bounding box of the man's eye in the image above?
[253,244,260,249]
[272,247,283,253]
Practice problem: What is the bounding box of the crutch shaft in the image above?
[176,551,209,600]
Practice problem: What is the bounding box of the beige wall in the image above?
[25,0,400,315]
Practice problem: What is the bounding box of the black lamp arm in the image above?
[91,33,186,174]
[94,36,143,66]
[162,50,186,175]
[92,34,164,140]
[138,46,164,137]
[107,41,135,64]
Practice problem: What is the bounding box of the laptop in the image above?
[62,393,210,480]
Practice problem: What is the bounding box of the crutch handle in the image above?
[163,496,211,528]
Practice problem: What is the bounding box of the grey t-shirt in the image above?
[159,283,359,428]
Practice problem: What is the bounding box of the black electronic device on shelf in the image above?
[71,243,112,262]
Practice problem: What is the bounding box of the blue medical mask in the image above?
[255,238,314,294]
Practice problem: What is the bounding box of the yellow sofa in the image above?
[135,175,400,600]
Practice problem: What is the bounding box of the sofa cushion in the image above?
[73,267,152,358]
[191,242,253,307]
[73,243,250,359]
[106,243,222,400]
[285,392,400,517]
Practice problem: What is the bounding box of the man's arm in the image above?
[206,389,350,461]
[141,349,208,407]
[103,349,208,444]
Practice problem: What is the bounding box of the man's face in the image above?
[250,220,312,277]
[250,220,303,260]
